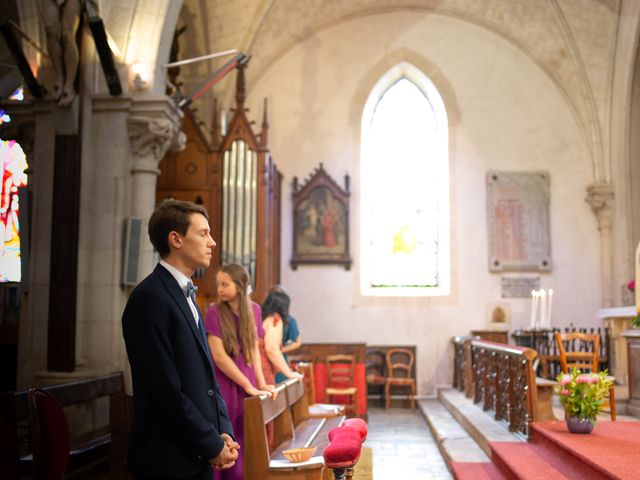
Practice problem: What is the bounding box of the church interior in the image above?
[1,0,640,478]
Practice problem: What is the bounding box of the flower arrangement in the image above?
[555,369,613,421]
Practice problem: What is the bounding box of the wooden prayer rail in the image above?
[469,340,538,440]
[244,376,344,480]
[0,372,125,480]
[452,336,474,398]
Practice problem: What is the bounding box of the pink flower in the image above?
[559,374,572,386]
[561,389,571,396]
[630,279,636,292]
[576,375,590,384]
[589,375,600,384]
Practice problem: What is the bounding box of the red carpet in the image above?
[451,421,640,479]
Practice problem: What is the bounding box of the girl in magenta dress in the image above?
[205,263,275,480]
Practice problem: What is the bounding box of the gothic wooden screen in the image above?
[216,64,281,301]
[157,63,281,306]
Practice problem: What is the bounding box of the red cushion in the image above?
[328,425,361,443]
[30,390,70,478]
[342,418,368,442]
[323,438,362,468]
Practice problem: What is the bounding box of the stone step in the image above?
[418,398,489,465]
[435,388,523,457]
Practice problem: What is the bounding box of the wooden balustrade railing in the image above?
[453,338,538,440]
[471,340,538,439]
[452,336,474,398]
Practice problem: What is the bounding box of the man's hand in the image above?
[221,433,240,452]
[209,440,238,470]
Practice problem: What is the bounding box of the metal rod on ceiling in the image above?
[163,49,239,68]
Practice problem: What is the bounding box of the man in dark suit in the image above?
[122,199,238,479]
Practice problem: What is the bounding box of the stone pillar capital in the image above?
[128,116,185,173]
[127,96,186,173]
[586,183,614,231]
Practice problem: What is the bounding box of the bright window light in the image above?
[361,64,450,296]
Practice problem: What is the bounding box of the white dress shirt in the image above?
[159,260,200,326]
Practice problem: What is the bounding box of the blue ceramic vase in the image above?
[566,415,595,434]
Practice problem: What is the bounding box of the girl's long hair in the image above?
[216,263,257,364]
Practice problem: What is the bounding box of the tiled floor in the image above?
[365,407,452,479]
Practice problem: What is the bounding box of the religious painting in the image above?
[487,171,551,272]
[291,164,351,269]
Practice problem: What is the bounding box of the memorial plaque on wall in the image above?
[487,171,551,272]
[501,276,540,298]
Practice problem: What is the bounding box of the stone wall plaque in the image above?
[501,276,540,298]
[487,171,551,272]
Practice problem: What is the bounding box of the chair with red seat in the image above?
[326,354,358,416]
[27,388,70,480]
[294,361,346,418]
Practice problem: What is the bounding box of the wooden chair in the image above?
[365,349,386,407]
[294,362,345,418]
[554,332,616,420]
[326,354,358,416]
[384,348,416,410]
[27,389,70,480]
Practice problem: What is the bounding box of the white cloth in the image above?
[159,260,200,326]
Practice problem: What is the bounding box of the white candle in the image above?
[539,289,546,330]
[547,289,553,328]
[530,290,536,329]
[532,290,540,330]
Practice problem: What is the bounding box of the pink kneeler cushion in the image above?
[328,425,362,444]
[342,418,368,441]
[323,437,362,468]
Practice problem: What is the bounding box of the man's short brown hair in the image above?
[148,199,209,258]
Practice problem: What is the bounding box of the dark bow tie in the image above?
[186,282,198,301]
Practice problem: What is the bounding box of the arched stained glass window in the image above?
[360,64,450,296]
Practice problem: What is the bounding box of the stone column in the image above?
[128,98,186,279]
[3,100,58,387]
[586,183,615,308]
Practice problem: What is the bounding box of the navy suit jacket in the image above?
[122,264,233,476]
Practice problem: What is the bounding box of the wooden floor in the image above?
[365,406,452,479]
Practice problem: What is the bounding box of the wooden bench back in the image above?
[244,381,294,479]
[293,361,316,408]
[0,372,125,480]
[282,376,309,426]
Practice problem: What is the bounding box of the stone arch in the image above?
[246,4,603,183]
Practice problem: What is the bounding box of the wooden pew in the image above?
[244,377,344,480]
[0,372,125,480]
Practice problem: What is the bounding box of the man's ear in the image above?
[168,231,182,249]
